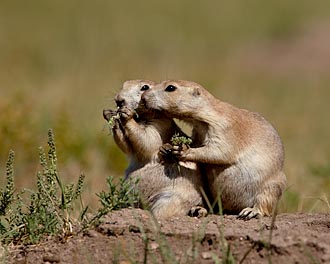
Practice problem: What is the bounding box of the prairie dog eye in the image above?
[140,85,150,91]
[165,85,177,92]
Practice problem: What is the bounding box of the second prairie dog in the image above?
[103,80,205,218]
[141,80,287,219]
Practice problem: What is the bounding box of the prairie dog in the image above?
[104,80,171,175]
[103,80,205,218]
[141,80,287,219]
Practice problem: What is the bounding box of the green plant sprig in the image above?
[107,112,120,130]
[170,133,192,148]
[83,176,139,229]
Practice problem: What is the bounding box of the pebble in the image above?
[149,241,159,250]
[84,230,99,237]
[128,225,140,233]
[201,251,213,259]
[43,254,60,263]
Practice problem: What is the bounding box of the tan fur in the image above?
[141,80,287,219]
[103,80,205,218]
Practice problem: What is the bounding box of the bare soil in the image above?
[7,208,330,263]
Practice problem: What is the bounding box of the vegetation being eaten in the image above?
[170,133,192,149]
[107,112,120,130]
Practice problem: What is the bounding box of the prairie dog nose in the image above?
[115,94,125,108]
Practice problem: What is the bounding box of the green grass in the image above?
[0,0,330,213]
[0,129,139,245]
[0,130,86,244]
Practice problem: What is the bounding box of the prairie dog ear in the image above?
[192,87,201,96]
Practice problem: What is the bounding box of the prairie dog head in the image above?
[114,80,155,111]
[141,80,209,118]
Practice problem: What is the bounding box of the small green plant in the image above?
[0,150,25,244]
[0,150,15,217]
[0,150,22,240]
[107,112,120,130]
[97,176,139,212]
[106,109,139,131]
[0,129,86,245]
[160,133,193,168]
[171,133,192,148]
[86,176,140,227]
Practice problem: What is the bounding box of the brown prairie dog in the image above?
[103,80,206,218]
[141,80,287,219]
[104,80,177,176]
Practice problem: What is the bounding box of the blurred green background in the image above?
[1,0,329,212]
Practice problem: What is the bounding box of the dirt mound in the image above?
[8,209,330,263]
